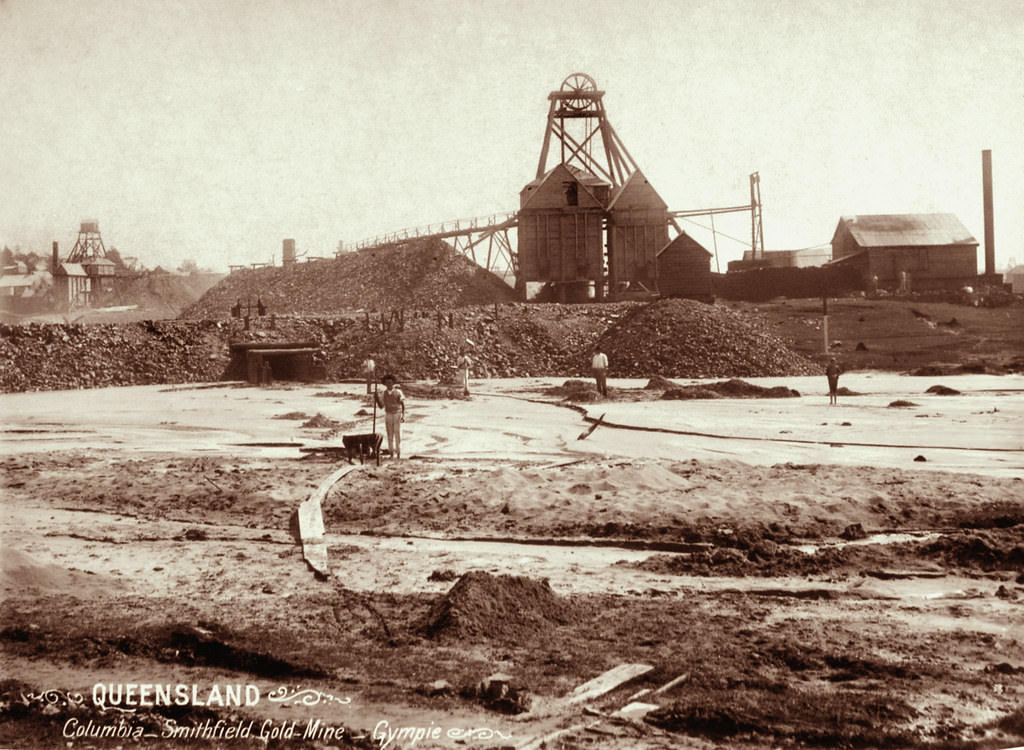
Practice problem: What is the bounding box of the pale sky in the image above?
[2,0,1022,274]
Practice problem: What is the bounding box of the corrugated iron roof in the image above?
[57,263,89,276]
[836,213,977,247]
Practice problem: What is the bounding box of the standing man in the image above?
[361,356,376,394]
[375,374,405,459]
[591,347,609,397]
[457,349,472,396]
[826,357,842,405]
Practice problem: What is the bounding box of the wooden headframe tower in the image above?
[66,220,109,262]
[536,73,639,189]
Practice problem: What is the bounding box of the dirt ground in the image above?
[2,374,1023,749]
[736,297,1024,373]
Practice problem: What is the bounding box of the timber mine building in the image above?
[830,213,979,292]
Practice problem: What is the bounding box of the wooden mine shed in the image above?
[607,170,669,291]
[517,164,608,286]
[53,263,91,307]
[831,213,979,292]
[657,232,713,301]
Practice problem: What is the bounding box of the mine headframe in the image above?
[536,73,639,190]
[66,220,110,263]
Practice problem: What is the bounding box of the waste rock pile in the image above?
[2,297,822,391]
[423,571,574,642]
[181,238,517,319]
[0,320,229,392]
[598,298,820,378]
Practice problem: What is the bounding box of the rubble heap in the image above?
[597,298,820,378]
[0,320,229,392]
[181,238,517,319]
[423,571,574,642]
[1,299,821,392]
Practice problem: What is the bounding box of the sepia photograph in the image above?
[2,0,1023,747]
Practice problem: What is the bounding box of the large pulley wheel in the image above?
[560,72,597,112]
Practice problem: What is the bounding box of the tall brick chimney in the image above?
[982,149,995,276]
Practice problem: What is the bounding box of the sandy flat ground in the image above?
[3,373,1022,472]
[2,374,1023,749]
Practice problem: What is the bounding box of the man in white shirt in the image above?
[591,348,609,397]
[374,374,405,459]
[457,350,472,396]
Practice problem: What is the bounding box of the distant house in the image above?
[1005,266,1024,294]
[53,263,91,306]
[830,213,978,292]
[657,232,713,301]
[0,271,49,298]
[0,270,53,313]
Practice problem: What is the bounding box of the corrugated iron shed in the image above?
[832,213,977,247]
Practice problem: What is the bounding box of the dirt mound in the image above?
[181,238,517,319]
[644,375,679,390]
[597,299,820,378]
[661,387,722,400]
[541,379,602,401]
[922,529,1024,572]
[300,413,342,428]
[423,571,573,642]
[661,379,800,399]
[399,381,470,401]
[926,384,961,395]
[0,548,121,597]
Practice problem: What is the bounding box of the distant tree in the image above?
[106,247,127,271]
[178,258,199,274]
[1,247,13,268]
[23,252,41,272]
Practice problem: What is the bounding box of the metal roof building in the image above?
[830,213,979,292]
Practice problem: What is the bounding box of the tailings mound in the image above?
[423,571,574,642]
[598,298,819,378]
[181,238,517,318]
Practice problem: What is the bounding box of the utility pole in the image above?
[750,172,764,260]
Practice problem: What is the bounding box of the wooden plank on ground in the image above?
[653,672,689,694]
[576,412,606,441]
[611,702,659,720]
[567,663,653,705]
[298,464,360,578]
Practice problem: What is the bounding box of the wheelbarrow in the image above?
[341,433,382,465]
[341,376,382,465]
